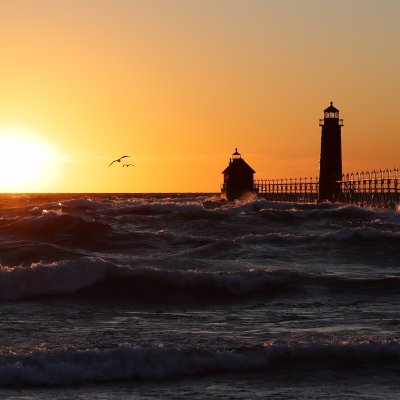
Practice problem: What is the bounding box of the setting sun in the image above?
[0,127,61,192]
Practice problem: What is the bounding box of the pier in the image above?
[254,177,319,203]
[254,169,400,208]
[337,169,399,208]
[221,102,399,208]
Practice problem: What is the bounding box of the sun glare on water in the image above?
[0,127,61,192]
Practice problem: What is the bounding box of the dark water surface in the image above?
[0,193,400,398]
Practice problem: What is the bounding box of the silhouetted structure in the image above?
[221,149,257,200]
[337,168,400,208]
[255,176,319,203]
[318,102,343,202]
[254,169,400,208]
[221,103,400,209]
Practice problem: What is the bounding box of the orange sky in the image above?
[0,0,399,192]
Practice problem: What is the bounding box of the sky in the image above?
[0,0,399,192]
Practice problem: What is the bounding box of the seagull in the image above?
[108,156,130,167]
[123,164,135,167]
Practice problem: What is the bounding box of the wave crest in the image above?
[1,340,400,386]
[0,258,114,300]
[1,258,399,302]
[2,210,110,239]
[236,227,400,245]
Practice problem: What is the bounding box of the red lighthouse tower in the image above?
[318,102,343,202]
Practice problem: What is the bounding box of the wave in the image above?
[1,340,400,386]
[60,197,109,211]
[1,210,111,240]
[0,258,115,301]
[0,240,90,267]
[1,257,400,302]
[2,210,398,251]
[107,199,391,222]
[54,196,358,218]
[0,258,302,301]
[294,204,378,219]
[3,195,398,228]
[58,196,209,216]
[208,200,379,218]
[236,227,400,245]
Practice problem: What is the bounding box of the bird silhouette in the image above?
[123,163,135,167]
[108,156,130,167]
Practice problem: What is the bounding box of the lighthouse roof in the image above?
[222,157,255,174]
[324,101,339,113]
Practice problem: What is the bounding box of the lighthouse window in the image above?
[324,112,338,118]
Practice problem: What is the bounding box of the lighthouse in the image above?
[318,102,343,202]
[221,148,257,200]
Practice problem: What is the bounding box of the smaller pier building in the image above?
[221,148,257,201]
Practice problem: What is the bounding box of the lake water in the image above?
[0,193,399,399]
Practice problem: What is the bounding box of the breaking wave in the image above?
[0,258,114,301]
[0,257,399,302]
[2,210,110,239]
[1,340,400,386]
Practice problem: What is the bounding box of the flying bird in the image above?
[108,156,130,167]
[123,164,135,167]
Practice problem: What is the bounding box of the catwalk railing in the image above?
[254,177,319,203]
[254,168,400,208]
[337,168,399,208]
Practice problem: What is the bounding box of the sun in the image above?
[0,127,61,192]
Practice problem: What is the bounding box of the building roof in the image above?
[324,101,339,113]
[222,157,256,174]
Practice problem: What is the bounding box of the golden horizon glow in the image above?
[0,1,399,193]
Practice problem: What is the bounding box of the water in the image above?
[0,193,400,398]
